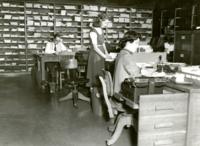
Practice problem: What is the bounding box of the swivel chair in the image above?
[59,56,90,108]
[99,70,133,146]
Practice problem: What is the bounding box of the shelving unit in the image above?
[174,7,192,31]
[0,1,153,73]
[191,3,200,29]
[0,2,26,72]
[131,8,152,41]
[25,2,55,71]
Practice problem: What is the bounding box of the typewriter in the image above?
[121,77,167,104]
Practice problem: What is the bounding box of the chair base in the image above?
[106,114,133,146]
[59,91,90,108]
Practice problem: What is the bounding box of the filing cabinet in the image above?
[138,93,189,146]
[174,30,200,65]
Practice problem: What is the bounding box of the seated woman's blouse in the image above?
[113,50,140,93]
[45,41,69,54]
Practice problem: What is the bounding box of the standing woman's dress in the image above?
[87,28,105,87]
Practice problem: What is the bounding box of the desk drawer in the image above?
[138,132,186,146]
[139,93,188,117]
[139,114,187,134]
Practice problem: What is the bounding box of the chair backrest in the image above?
[105,71,114,97]
[99,70,115,119]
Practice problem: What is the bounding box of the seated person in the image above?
[44,33,71,83]
[45,33,72,54]
[164,36,174,62]
[113,31,141,93]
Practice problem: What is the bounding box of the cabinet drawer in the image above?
[138,132,186,146]
[139,93,188,117]
[174,50,191,64]
[139,114,187,134]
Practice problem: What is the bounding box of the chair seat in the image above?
[110,99,125,112]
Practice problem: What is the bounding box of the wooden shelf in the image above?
[0,2,152,72]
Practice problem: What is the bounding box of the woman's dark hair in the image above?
[53,33,61,39]
[119,31,141,49]
[92,13,108,27]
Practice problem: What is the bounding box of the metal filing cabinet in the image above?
[174,30,200,65]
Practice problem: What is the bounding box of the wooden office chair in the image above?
[99,70,133,146]
[59,57,90,107]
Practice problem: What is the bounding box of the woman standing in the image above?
[87,14,112,87]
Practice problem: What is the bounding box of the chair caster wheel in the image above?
[73,103,78,108]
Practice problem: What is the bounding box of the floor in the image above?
[0,73,136,146]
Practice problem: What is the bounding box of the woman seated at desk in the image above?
[45,33,72,54]
[44,33,72,83]
[113,31,141,93]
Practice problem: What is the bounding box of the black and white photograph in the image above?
[0,0,199,146]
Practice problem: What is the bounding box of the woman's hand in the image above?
[105,54,112,59]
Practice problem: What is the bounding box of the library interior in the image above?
[0,0,200,146]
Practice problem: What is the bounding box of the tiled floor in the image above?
[0,73,136,146]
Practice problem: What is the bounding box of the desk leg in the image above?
[41,59,45,81]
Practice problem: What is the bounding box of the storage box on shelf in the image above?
[0,1,26,72]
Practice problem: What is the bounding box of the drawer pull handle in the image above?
[154,139,174,146]
[154,122,174,129]
[180,54,184,58]
[155,106,174,111]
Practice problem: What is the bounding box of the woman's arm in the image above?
[103,43,109,55]
[122,55,140,77]
[45,42,54,54]
[90,32,106,58]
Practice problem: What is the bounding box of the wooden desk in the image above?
[32,53,75,88]
[115,81,200,146]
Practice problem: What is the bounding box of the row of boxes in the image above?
[27,16,54,21]
[1,10,24,14]
[82,5,98,11]
[26,3,54,9]
[26,11,54,15]
[1,2,23,7]
[0,45,25,49]
[27,20,54,27]
[0,28,24,32]
[3,15,24,20]
[113,17,130,23]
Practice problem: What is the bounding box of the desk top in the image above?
[115,80,200,110]
[34,52,75,57]
[33,53,76,62]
